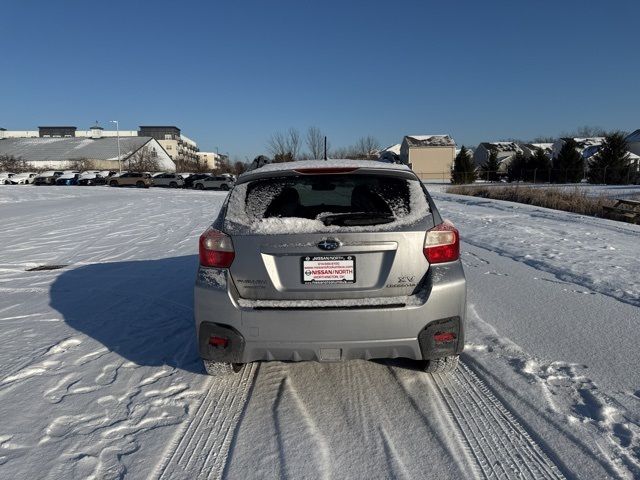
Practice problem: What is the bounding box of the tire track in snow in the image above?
[432,362,566,479]
[153,363,257,480]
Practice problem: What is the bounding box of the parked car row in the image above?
[0,172,38,184]
[1,171,236,190]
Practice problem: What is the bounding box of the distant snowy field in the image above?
[0,186,638,479]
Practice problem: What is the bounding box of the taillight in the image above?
[209,335,229,348]
[433,331,456,343]
[199,227,235,268]
[423,221,460,264]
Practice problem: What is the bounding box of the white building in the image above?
[0,136,175,171]
[196,151,223,170]
[0,128,39,139]
[1,125,203,166]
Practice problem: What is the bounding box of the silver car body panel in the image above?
[194,162,466,363]
[195,261,466,363]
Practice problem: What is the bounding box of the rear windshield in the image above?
[224,174,430,234]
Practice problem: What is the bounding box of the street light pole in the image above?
[110,120,122,173]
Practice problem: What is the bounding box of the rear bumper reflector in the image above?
[418,316,461,360]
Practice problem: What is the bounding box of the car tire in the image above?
[109,180,118,187]
[196,183,204,190]
[203,360,243,376]
[169,181,177,188]
[136,181,145,188]
[423,355,459,374]
[221,183,229,191]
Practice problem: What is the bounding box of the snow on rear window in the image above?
[224,174,430,234]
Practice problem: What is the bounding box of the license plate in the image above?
[301,255,356,284]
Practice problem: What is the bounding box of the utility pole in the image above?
[110,120,122,173]
[324,136,327,160]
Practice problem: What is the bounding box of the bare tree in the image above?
[232,160,248,175]
[354,136,381,158]
[306,126,326,159]
[267,128,301,160]
[329,136,380,160]
[0,155,30,172]
[562,125,609,138]
[174,156,213,173]
[331,146,356,159]
[67,158,96,171]
[288,128,301,160]
[187,160,210,173]
[211,156,235,175]
[127,146,161,172]
[267,131,287,158]
[531,136,556,143]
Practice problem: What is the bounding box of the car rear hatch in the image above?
[224,167,436,301]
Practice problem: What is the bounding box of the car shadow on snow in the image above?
[50,255,203,374]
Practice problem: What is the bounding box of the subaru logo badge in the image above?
[318,239,340,251]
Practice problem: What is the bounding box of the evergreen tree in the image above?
[480,149,500,182]
[507,152,527,182]
[552,139,583,183]
[450,146,477,184]
[528,148,551,183]
[587,132,631,184]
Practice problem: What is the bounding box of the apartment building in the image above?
[138,126,199,165]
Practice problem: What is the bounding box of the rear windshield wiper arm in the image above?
[319,212,395,226]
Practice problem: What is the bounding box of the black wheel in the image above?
[169,181,177,188]
[424,355,459,374]
[203,360,243,376]
[196,183,204,190]
[221,183,229,191]
[136,181,145,188]
[109,180,118,187]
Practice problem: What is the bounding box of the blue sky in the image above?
[1,0,638,160]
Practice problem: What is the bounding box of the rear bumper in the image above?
[194,261,466,364]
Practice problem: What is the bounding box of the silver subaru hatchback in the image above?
[194,160,466,375]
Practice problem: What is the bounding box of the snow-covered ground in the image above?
[426,182,640,199]
[0,186,638,479]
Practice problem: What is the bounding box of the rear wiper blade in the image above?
[320,212,395,226]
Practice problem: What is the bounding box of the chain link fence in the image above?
[415,166,640,185]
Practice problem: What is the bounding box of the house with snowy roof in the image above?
[0,135,175,171]
[399,135,456,180]
[521,143,553,159]
[551,137,604,161]
[624,130,640,173]
[473,142,523,171]
[379,143,401,163]
[626,129,640,155]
